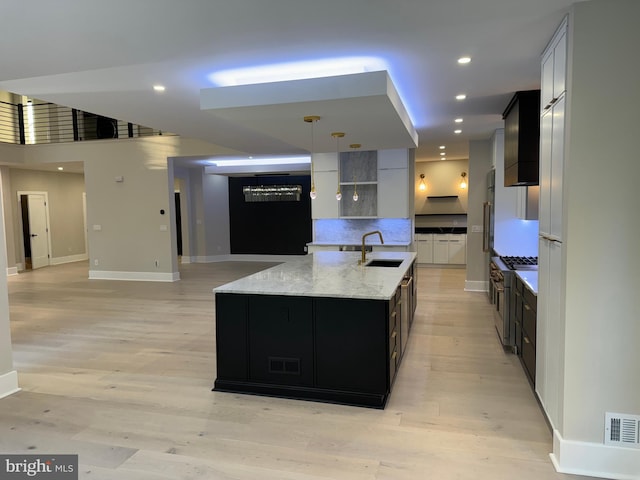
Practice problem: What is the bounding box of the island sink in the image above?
[365,259,403,267]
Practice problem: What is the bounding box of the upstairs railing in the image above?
[0,97,170,146]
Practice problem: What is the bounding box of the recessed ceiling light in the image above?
[454,129,462,134]
[440,152,446,156]
[441,157,447,161]
[458,56,471,64]
[57,167,64,171]
[439,145,446,149]
[455,118,463,123]
[456,94,467,100]
[153,85,166,92]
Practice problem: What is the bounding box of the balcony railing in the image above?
[0,96,170,146]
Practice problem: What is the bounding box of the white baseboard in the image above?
[0,370,20,399]
[464,280,488,292]
[192,254,305,263]
[551,428,640,480]
[88,270,180,282]
[6,267,18,276]
[50,253,89,265]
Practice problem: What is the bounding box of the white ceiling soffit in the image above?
[200,71,418,154]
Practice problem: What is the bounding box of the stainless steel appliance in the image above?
[484,169,495,301]
[490,256,537,351]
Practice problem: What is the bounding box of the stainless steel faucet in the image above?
[360,230,384,264]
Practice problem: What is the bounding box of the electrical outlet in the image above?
[94,259,99,266]
[154,260,159,267]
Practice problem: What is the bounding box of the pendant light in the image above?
[459,172,468,189]
[332,132,345,201]
[350,143,361,201]
[304,115,320,199]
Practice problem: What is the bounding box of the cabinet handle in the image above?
[391,330,397,339]
[550,97,558,105]
[515,291,521,297]
[391,350,398,361]
[524,304,531,311]
[524,336,530,344]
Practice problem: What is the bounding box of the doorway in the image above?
[18,192,51,270]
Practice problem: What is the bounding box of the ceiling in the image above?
[0,0,578,167]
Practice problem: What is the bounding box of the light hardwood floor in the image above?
[2,261,596,479]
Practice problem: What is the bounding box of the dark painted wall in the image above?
[229,175,312,255]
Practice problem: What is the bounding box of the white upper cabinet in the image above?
[541,18,568,112]
[539,19,568,241]
[377,149,410,218]
[312,148,411,219]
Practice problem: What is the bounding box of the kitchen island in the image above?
[213,251,417,408]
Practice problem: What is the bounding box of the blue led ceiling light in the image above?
[207,156,310,167]
[209,57,388,87]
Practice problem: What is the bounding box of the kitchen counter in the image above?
[214,251,417,408]
[215,251,416,300]
[516,270,538,295]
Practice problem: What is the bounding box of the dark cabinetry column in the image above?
[248,295,313,386]
[314,297,388,394]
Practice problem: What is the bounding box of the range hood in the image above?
[502,90,540,186]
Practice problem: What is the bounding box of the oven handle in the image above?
[482,202,491,252]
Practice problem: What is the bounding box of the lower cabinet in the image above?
[514,276,537,387]
[416,234,433,263]
[214,286,406,408]
[416,233,466,265]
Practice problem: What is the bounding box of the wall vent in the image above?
[268,356,300,375]
[605,412,640,448]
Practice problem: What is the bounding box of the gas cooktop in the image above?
[500,256,538,271]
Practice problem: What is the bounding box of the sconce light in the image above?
[304,115,321,199]
[459,172,468,189]
[418,173,427,192]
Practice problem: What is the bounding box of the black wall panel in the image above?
[228,175,312,255]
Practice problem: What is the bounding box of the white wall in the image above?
[492,129,539,257]
[465,139,492,289]
[0,168,18,398]
[563,0,640,444]
[414,159,469,215]
[202,174,230,258]
[8,169,86,266]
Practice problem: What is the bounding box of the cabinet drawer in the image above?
[389,348,398,386]
[389,308,397,335]
[523,288,536,312]
[389,327,398,354]
[522,334,536,384]
[523,302,536,346]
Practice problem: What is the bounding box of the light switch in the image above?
[160,225,168,231]
[471,225,483,233]
[93,224,102,231]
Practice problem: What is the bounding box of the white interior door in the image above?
[27,194,50,269]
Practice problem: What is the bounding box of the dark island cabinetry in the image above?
[214,288,404,408]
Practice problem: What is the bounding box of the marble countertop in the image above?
[516,270,538,295]
[307,241,411,246]
[214,251,417,300]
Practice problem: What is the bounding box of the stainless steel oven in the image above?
[489,256,538,351]
[490,258,511,347]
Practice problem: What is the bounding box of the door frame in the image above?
[16,190,53,270]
